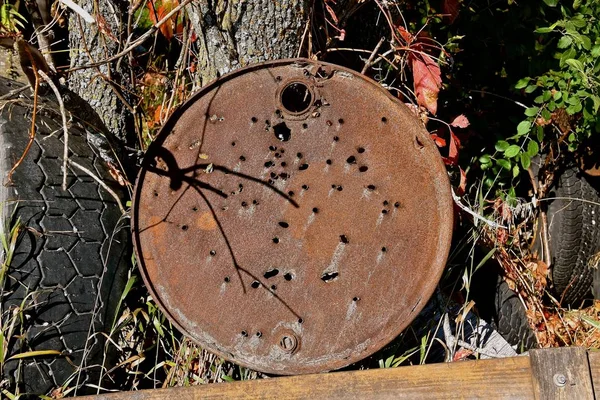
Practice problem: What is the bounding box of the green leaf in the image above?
[580,35,592,51]
[592,45,600,58]
[504,145,521,158]
[536,125,544,142]
[566,101,583,114]
[524,107,539,117]
[553,91,562,101]
[542,0,558,6]
[479,154,491,164]
[520,153,531,169]
[525,85,538,93]
[497,159,511,170]
[515,78,530,89]
[535,27,553,33]
[557,35,572,49]
[565,58,585,72]
[541,108,552,120]
[591,95,600,113]
[517,121,531,135]
[513,165,520,179]
[7,350,62,361]
[495,140,510,152]
[527,140,540,157]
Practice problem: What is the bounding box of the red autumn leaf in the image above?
[396,26,414,44]
[430,133,447,147]
[457,167,467,195]
[442,0,461,24]
[411,52,442,115]
[442,129,460,166]
[450,114,470,128]
[147,0,180,41]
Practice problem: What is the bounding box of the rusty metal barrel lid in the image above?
[132,58,453,375]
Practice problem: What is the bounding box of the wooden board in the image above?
[529,347,594,400]
[81,356,535,400]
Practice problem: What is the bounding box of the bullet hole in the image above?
[270,172,278,179]
[256,331,262,337]
[269,145,277,151]
[241,330,248,337]
[279,221,289,228]
[298,318,303,324]
[251,116,258,123]
[312,207,319,213]
[253,200,259,205]
[275,109,282,116]
[331,184,336,189]
[192,206,198,211]
[297,152,303,159]
[288,191,295,196]
[274,122,291,141]
[284,273,294,281]
[321,272,339,282]
[271,285,277,290]
[337,185,343,191]
[275,152,281,158]
[381,117,388,123]
[382,209,388,214]
[302,184,309,190]
[210,250,216,256]
[153,191,159,197]
[359,166,369,172]
[367,184,376,191]
[338,118,344,124]
[251,281,260,289]
[181,225,188,231]
[353,297,360,302]
[280,149,285,154]
[265,161,274,168]
[326,120,332,126]
[224,276,230,282]
[394,202,400,208]
[314,99,322,107]
[238,183,244,192]
[333,136,339,142]
[340,235,349,244]
[302,123,308,129]
[264,269,279,279]
[275,75,282,81]
[281,82,313,113]
[383,201,389,206]
[415,136,424,149]
[280,173,289,179]
[381,247,387,252]
[239,155,246,161]
[231,141,236,147]
[268,179,274,185]
[241,201,248,207]
[272,237,280,244]
[265,120,271,131]
[326,159,332,165]
[299,163,309,171]
[281,162,287,167]
[357,147,365,153]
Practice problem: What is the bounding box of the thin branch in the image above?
[37,70,70,191]
[69,160,125,213]
[66,0,196,72]
[59,0,95,24]
[452,188,507,230]
[361,37,386,74]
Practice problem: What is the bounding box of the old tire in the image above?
[538,164,600,305]
[492,279,537,351]
[0,77,129,396]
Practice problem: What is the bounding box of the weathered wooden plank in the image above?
[529,347,594,400]
[82,356,534,400]
[587,350,600,397]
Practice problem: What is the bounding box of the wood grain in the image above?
[529,347,594,400]
[82,356,535,400]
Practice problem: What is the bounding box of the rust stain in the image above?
[131,58,453,375]
[197,211,217,230]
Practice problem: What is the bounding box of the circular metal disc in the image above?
[132,59,453,374]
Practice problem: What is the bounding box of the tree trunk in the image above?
[68,0,132,145]
[186,1,308,87]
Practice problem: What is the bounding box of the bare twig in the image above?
[452,189,507,229]
[59,0,95,24]
[37,70,70,191]
[0,85,28,101]
[361,37,386,74]
[68,160,125,213]
[67,0,196,72]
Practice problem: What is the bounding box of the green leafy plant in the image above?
[479,1,600,188]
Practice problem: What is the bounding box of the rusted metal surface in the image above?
[132,59,453,375]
